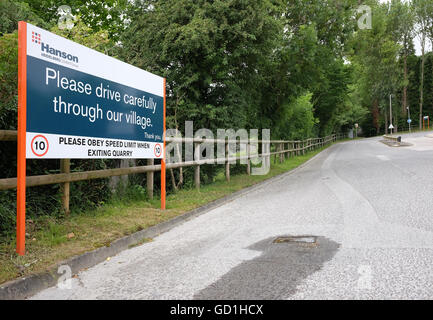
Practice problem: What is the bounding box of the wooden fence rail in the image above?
[0,130,345,214]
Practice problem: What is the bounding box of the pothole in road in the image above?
[273,235,317,244]
[194,235,339,300]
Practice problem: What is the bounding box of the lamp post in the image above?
[389,94,393,135]
[407,106,411,133]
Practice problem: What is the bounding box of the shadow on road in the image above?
[194,236,340,300]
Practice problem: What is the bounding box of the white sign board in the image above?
[21,22,165,159]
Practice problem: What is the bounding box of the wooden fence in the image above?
[0,130,345,214]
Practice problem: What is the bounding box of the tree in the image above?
[349,1,402,134]
[413,0,431,129]
[50,17,112,54]
[282,0,358,135]
[17,0,129,41]
[274,92,318,140]
[387,0,415,116]
[0,32,18,130]
[119,0,284,133]
[334,82,369,134]
[0,0,50,35]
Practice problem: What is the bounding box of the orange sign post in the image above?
[17,21,27,256]
[161,78,166,210]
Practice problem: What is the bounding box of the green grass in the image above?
[0,141,341,285]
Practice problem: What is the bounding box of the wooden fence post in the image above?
[276,143,280,163]
[194,142,200,189]
[225,140,230,182]
[60,159,70,216]
[246,143,251,175]
[146,159,154,199]
[265,140,270,170]
[280,143,284,163]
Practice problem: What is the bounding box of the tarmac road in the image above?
[32,131,433,300]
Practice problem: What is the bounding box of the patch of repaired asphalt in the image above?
[194,236,339,300]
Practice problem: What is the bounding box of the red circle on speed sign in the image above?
[154,143,162,158]
[31,135,49,157]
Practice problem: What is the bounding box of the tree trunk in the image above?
[384,108,388,135]
[420,36,425,130]
[403,54,408,116]
[394,111,398,133]
[372,99,380,134]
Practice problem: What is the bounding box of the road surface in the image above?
[32,132,433,299]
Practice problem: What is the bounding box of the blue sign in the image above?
[407,119,412,124]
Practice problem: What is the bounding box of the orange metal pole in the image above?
[17,21,27,256]
[161,78,166,210]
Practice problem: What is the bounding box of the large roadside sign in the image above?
[17,21,166,255]
[21,22,165,159]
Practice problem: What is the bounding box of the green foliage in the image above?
[0,0,50,35]
[274,92,318,140]
[119,0,284,133]
[0,190,16,236]
[0,32,18,129]
[17,0,129,40]
[334,84,369,132]
[348,0,407,134]
[50,17,113,54]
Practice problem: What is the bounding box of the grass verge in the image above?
[0,141,340,285]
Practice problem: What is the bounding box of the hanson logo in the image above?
[33,31,79,64]
[32,31,41,44]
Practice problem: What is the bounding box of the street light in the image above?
[407,106,411,133]
[389,94,393,135]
